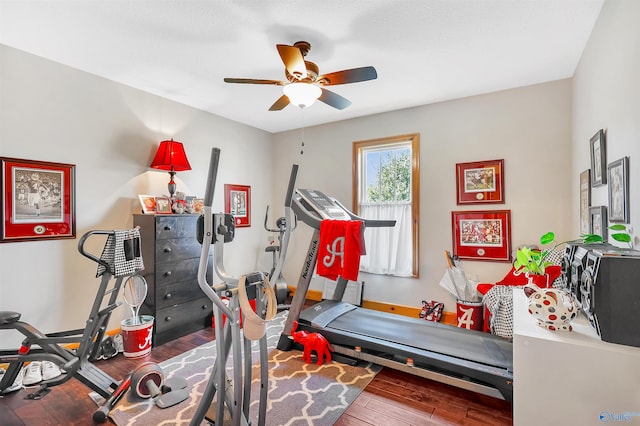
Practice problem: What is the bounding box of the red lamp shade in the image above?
[150,139,192,172]
[150,139,191,197]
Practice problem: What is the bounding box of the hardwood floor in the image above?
[1,322,512,426]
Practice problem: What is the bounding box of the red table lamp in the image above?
[150,139,192,197]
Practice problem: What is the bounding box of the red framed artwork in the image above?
[451,210,512,262]
[1,157,76,242]
[456,159,504,204]
[224,184,251,227]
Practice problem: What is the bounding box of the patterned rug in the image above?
[109,312,380,425]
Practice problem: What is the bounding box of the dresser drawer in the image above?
[156,278,204,309]
[155,297,212,334]
[155,256,213,287]
[155,238,201,263]
[155,216,199,240]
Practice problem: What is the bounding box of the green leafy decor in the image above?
[514,225,632,276]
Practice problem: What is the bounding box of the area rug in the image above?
[109,312,381,425]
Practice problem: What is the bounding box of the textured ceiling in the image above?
[0,0,603,133]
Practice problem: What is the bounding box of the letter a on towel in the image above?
[317,220,363,281]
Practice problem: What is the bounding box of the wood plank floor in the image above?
[1,320,512,426]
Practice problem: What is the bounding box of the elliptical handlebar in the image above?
[269,165,298,289]
[196,148,233,319]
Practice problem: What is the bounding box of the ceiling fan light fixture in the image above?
[283,82,321,108]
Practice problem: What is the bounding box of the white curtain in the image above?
[359,202,413,276]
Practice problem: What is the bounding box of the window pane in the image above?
[363,145,411,203]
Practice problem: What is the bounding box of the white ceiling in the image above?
[0,0,603,134]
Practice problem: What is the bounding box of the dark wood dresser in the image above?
[134,214,212,346]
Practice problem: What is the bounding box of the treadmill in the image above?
[277,188,513,401]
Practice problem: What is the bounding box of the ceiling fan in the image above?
[223,41,377,111]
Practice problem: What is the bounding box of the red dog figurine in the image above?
[291,321,334,365]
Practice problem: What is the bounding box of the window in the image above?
[352,133,419,277]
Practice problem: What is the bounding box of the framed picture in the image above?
[590,129,607,187]
[138,195,156,214]
[589,206,608,239]
[451,210,512,262]
[225,184,251,227]
[192,198,204,214]
[0,157,75,242]
[607,156,630,223]
[155,196,172,214]
[579,169,591,234]
[455,159,504,205]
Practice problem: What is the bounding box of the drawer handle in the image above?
[164,226,171,231]
[164,247,172,253]
[164,271,172,277]
[165,316,172,322]
[165,293,172,300]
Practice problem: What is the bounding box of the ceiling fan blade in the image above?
[318,88,352,110]
[269,94,290,111]
[317,66,378,86]
[276,44,307,80]
[224,78,285,85]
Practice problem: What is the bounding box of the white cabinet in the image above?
[513,288,640,425]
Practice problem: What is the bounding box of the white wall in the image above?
[0,44,274,347]
[3,20,598,344]
[572,0,640,242]
[271,79,573,309]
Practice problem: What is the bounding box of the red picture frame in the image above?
[452,210,512,262]
[456,159,504,205]
[1,157,76,242]
[224,184,251,227]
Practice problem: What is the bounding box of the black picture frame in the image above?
[607,156,630,223]
[590,129,607,187]
[589,206,608,240]
[580,169,591,235]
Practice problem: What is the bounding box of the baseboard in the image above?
[289,286,457,326]
[0,329,120,370]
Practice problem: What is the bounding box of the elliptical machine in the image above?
[189,148,296,426]
[264,205,296,308]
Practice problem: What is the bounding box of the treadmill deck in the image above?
[298,300,513,399]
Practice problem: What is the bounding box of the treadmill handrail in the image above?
[291,193,396,229]
[333,198,396,228]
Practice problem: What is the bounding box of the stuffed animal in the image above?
[172,192,188,214]
[524,283,578,331]
[290,321,334,365]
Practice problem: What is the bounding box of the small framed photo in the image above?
[155,196,172,214]
[607,156,629,223]
[589,206,608,239]
[138,195,156,214]
[225,184,251,227]
[1,157,76,242]
[192,198,204,214]
[579,169,591,234]
[451,210,512,262]
[455,159,504,205]
[590,129,607,187]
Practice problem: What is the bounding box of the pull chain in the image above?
[299,108,305,156]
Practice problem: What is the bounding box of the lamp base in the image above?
[168,171,177,198]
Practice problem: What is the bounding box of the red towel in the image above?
[317,220,363,281]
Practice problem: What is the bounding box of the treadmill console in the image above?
[297,189,351,220]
